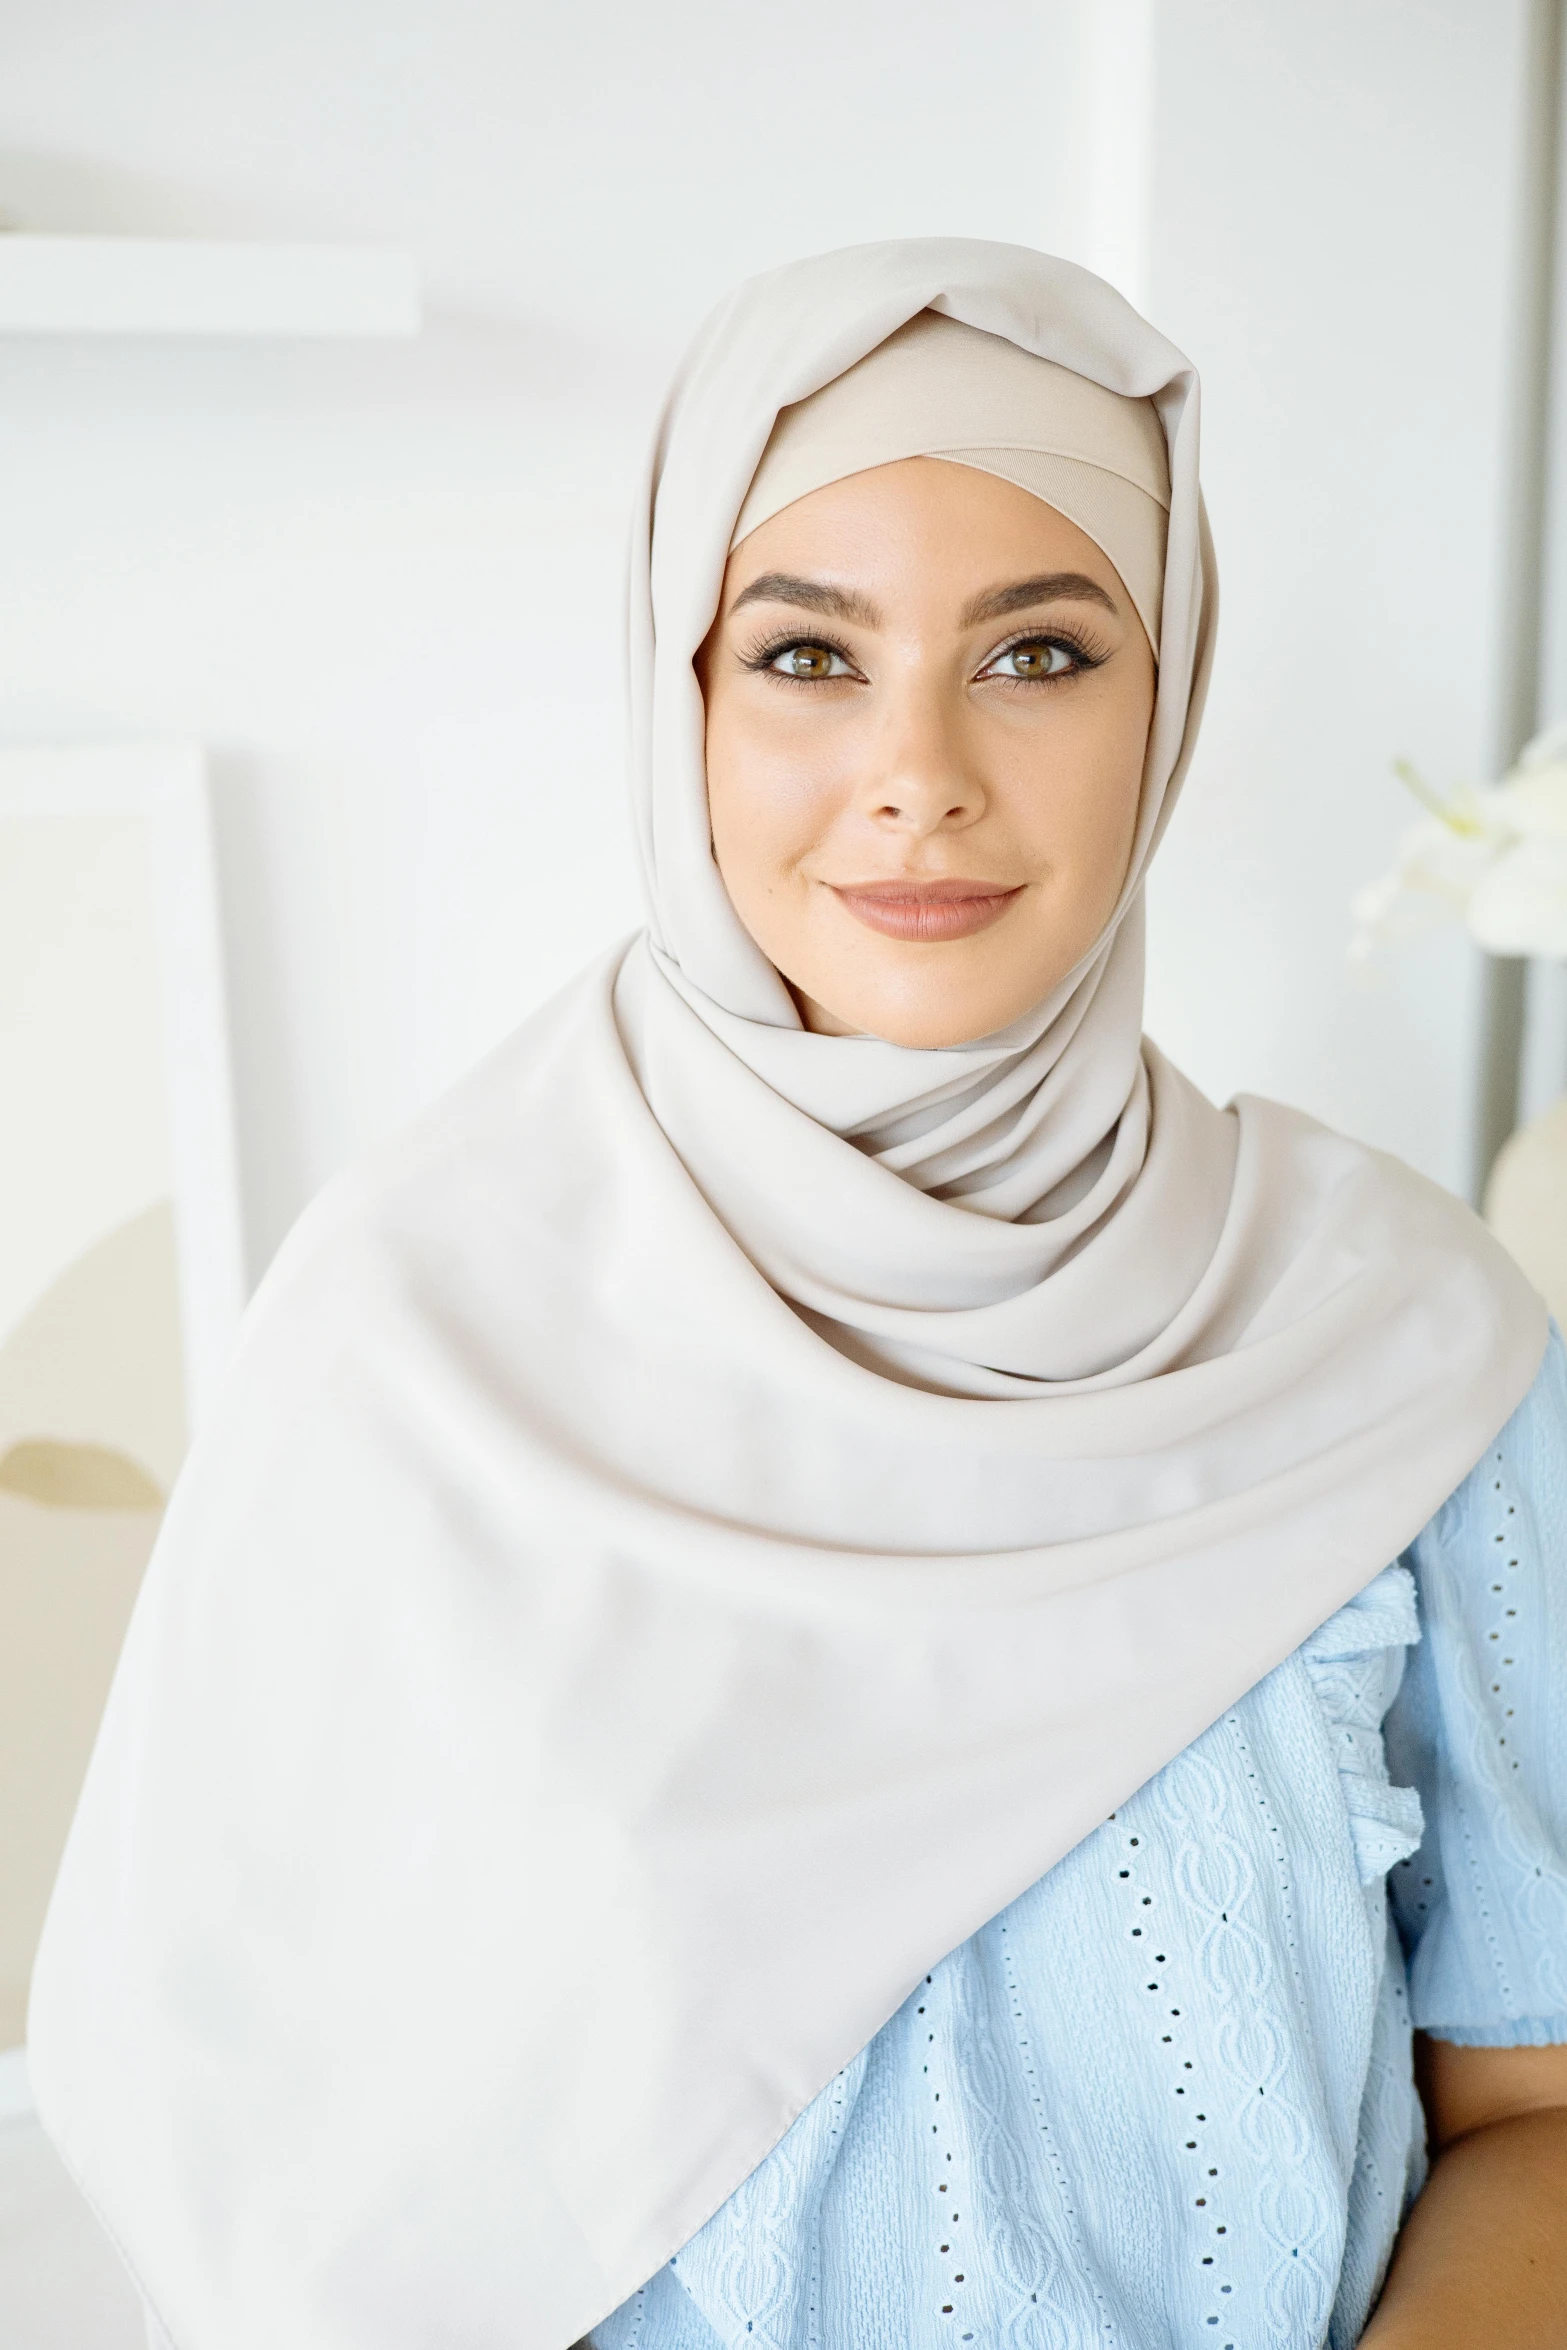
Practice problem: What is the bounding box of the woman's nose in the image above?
[861,686,985,831]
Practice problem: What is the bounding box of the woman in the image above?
[30,241,1567,2349]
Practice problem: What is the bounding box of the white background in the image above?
[0,0,1553,1282]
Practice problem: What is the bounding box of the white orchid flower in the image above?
[1353,729,1567,961]
[1468,836,1567,956]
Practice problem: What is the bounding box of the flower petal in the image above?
[1488,769,1567,836]
[1467,837,1567,955]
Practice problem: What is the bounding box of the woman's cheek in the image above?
[738,751,850,871]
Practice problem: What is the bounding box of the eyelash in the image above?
[739,631,853,678]
[739,625,1109,684]
[981,625,1109,683]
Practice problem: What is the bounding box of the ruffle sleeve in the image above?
[1385,1327,1567,2045]
[1300,1565,1424,1888]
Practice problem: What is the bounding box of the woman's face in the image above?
[699,456,1157,1046]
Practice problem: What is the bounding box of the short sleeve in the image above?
[1384,1325,1567,2045]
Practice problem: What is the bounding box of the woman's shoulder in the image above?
[253,953,630,1309]
[1400,1318,1564,1666]
[1423,1320,1567,1543]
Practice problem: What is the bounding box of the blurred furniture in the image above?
[0,2056,143,2348]
[1486,1095,1567,1322]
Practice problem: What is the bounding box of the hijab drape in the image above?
[31,239,1544,2350]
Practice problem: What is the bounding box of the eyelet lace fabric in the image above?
[590,1332,1567,2350]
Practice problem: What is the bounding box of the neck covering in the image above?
[732,307,1169,651]
[31,240,1544,2350]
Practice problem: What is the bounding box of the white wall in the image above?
[1143,0,1535,1189]
[0,0,1543,1282]
[1527,0,1567,1122]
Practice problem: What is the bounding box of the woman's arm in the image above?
[1359,2037,1567,2346]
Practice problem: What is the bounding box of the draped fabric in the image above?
[29,240,1544,2350]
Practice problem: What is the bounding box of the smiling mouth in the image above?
[829,878,1025,943]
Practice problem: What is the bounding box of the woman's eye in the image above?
[982,637,1076,681]
[768,641,852,680]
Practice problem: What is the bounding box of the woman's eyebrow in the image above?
[729,572,883,627]
[961,572,1119,626]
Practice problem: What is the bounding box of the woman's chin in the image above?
[794,977,1049,1048]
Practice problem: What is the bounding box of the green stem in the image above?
[1392,758,1484,836]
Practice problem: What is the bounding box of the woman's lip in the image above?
[828,879,1024,942]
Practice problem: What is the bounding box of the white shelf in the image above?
[0,235,420,337]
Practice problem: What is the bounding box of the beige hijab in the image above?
[31,240,1543,2350]
[731,305,1170,648]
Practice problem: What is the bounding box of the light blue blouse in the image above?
[591,1330,1567,2350]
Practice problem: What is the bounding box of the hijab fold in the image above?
[30,240,1544,2350]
